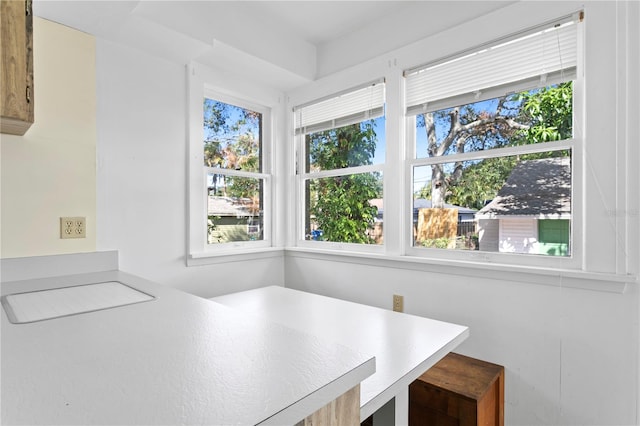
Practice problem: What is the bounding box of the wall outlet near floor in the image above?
[393,294,404,312]
[60,217,86,239]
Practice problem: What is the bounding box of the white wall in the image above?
[1,18,96,258]
[286,255,637,424]
[95,39,284,296]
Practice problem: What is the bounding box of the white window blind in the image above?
[405,16,579,115]
[294,79,385,135]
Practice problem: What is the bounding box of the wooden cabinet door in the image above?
[1,0,34,135]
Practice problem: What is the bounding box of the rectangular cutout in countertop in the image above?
[1,281,155,324]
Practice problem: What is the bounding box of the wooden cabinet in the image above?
[409,352,504,426]
[1,0,34,135]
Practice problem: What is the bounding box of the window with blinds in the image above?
[294,81,386,245]
[405,14,581,258]
[405,16,579,116]
[294,80,385,136]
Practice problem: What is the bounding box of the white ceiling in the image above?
[33,1,515,91]
[242,1,412,45]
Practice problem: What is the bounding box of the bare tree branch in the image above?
[422,99,529,209]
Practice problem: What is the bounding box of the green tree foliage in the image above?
[517,82,573,143]
[447,157,517,210]
[203,99,261,199]
[307,122,381,243]
[223,132,261,204]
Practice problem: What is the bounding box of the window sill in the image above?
[285,247,636,294]
[187,247,284,267]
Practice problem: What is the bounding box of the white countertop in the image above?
[1,271,375,425]
[213,286,469,423]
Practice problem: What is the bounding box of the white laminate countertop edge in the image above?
[2,271,375,425]
[359,329,470,421]
[259,357,374,426]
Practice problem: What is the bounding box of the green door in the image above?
[538,219,570,256]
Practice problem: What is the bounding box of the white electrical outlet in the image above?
[60,217,86,239]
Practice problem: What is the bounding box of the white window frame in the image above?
[294,80,387,253]
[187,62,277,264]
[284,4,634,291]
[403,14,584,270]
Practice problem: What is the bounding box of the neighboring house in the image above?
[207,197,261,243]
[475,157,571,256]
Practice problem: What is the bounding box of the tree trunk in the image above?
[431,163,446,209]
[425,112,446,208]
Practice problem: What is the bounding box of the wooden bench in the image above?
[409,352,504,426]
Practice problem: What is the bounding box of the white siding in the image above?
[477,219,499,252]
[499,218,538,254]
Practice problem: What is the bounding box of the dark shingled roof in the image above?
[476,157,571,218]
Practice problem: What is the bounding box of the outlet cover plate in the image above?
[393,294,404,312]
[60,217,86,239]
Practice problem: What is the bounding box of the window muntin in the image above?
[295,81,386,246]
[406,16,579,259]
[203,96,269,245]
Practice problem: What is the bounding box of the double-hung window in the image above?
[203,93,269,245]
[188,63,273,261]
[404,14,582,263]
[294,80,386,247]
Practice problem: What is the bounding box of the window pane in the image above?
[207,174,263,244]
[412,153,571,256]
[415,83,573,159]
[203,98,262,172]
[305,172,383,244]
[306,117,385,172]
